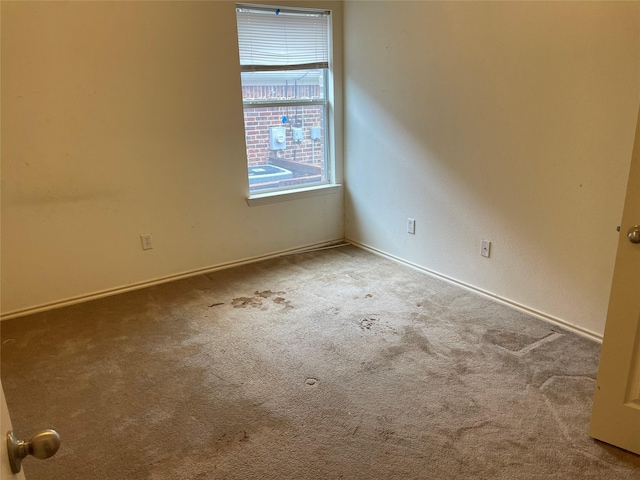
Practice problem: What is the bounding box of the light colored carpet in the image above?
[1,245,639,479]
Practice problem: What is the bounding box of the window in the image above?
[236,4,333,196]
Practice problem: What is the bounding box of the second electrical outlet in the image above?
[141,234,153,250]
[481,239,491,258]
[407,218,416,234]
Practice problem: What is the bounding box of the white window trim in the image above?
[247,183,342,206]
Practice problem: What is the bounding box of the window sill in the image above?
[247,183,343,206]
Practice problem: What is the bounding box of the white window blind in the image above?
[236,5,330,72]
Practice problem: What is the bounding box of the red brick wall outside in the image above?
[243,106,325,168]
[242,83,325,170]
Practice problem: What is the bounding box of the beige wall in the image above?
[343,1,640,337]
[1,1,344,316]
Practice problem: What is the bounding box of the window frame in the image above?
[236,3,338,202]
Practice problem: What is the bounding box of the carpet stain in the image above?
[360,317,378,330]
[256,290,285,298]
[232,297,263,308]
[273,296,293,309]
[232,290,291,309]
[218,430,250,445]
[325,306,341,315]
[357,315,399,337]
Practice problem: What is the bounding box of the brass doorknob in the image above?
[6,429,60,474]
[628,225,640,244]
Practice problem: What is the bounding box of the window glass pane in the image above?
[244,105,326,193]
[241,69,325,102]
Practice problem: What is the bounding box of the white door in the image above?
[589,106,640,454]
[1,381,27,479]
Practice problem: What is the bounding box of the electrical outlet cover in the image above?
[481,240,491,258]
[141,234,153,250]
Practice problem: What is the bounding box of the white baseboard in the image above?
[348,239,603,343]
[1,239,345,321]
